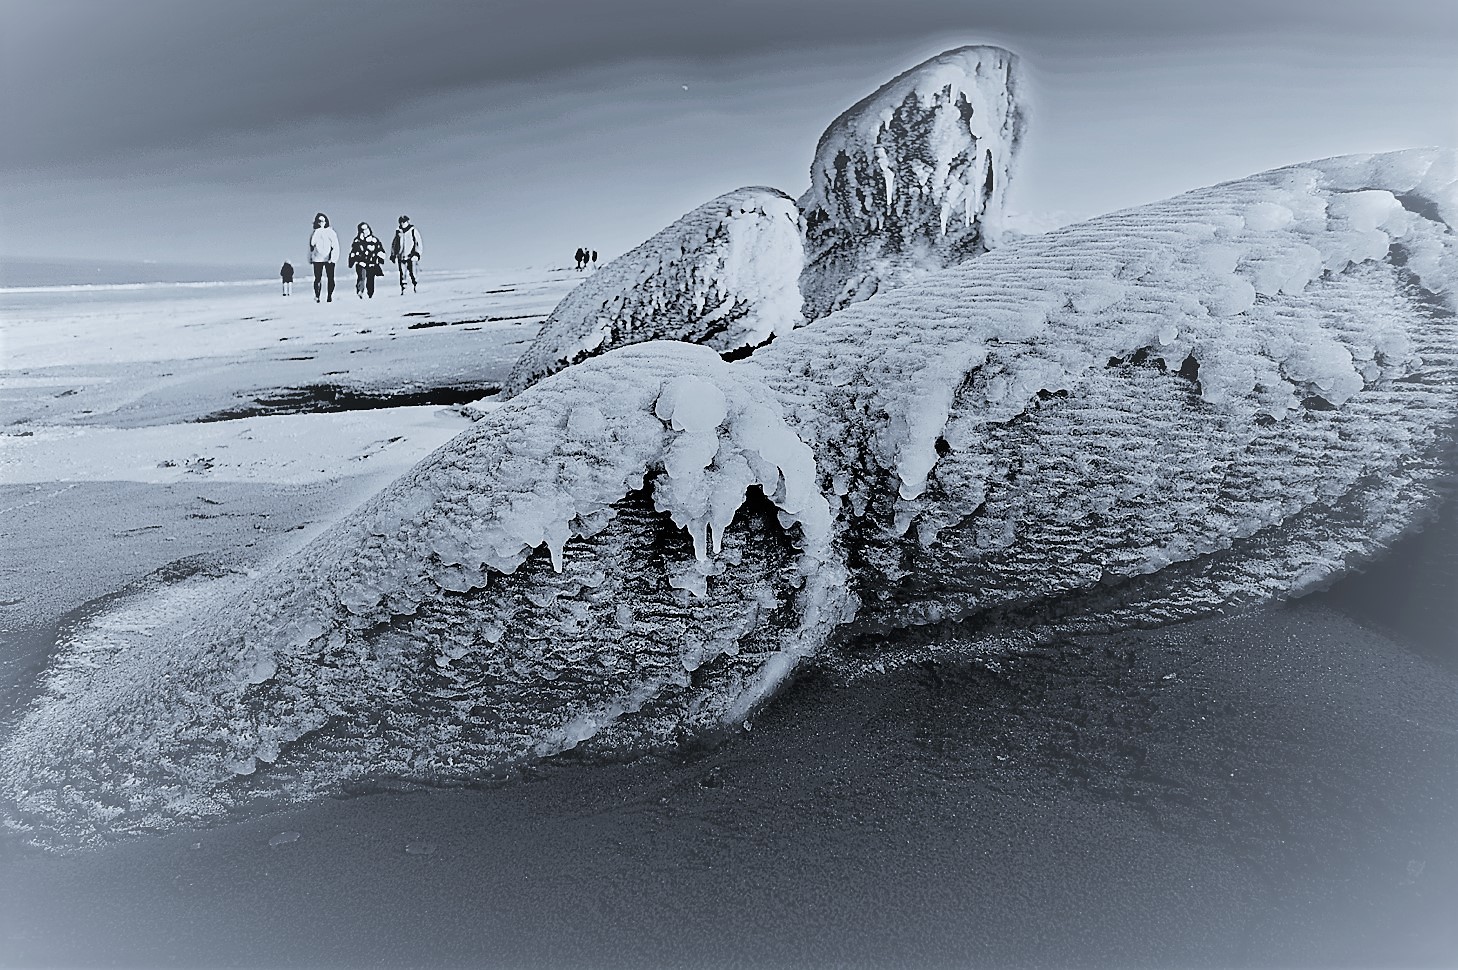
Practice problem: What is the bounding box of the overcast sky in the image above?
[2,0,1456,278]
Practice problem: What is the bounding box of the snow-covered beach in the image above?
[1,269,572,608]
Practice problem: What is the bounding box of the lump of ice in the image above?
[503,187,805,397]
[797,45,1027,319]
[5,149,1455,849]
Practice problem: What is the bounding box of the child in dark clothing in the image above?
[280,261,294,296]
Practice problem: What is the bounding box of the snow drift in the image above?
[503,187,804,397]
[798,45,1026,319]
[4,149,1456,847]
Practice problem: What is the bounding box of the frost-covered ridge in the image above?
[503,188,804,397]
[4,149,1455,848]
[797,45,1026,318]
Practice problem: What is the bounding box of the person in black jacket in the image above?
[390,216,422,294]
[280,261,294,296]
[348,223,386,299]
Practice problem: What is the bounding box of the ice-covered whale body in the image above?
[4,150,1456,846]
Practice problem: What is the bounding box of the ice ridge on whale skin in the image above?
[796,45,1026,321]
[501,187,805,398]
[2,149,1455,848]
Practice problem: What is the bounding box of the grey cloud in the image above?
[5,0,1455,170]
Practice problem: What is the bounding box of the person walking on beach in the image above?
[591,249,598,268]
[309,212,340,302]
[280,261,294,296]
[390,215,422,294]
[349,223,386,299]
[574,247,585,271]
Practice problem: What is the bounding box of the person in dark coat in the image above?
[574,247,585,270]
[390,216,422,294]
[348,223,387,299]
[280,261,294,296]
[591,250,598,268]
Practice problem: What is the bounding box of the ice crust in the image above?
[503,188,804,397]
[797,45,1026,319]
[5,149,1457,847]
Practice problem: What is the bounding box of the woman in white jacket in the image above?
[309,212,340,303]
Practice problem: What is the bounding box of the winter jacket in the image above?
[280,262,294,282]
[391,224,422,262]
[309,226,340,264]
[349,235,386,269]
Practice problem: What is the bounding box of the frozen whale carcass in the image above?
[3,149,1455,847]
[797,45,1027,320]
[502,187,804,398]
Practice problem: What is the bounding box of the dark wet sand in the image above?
[1,591,1454,969]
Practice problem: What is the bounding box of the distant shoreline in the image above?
[0,256,277,289]
[0,263,537,292]
[0,278,275,295]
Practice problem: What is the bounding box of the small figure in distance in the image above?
[391,215,422,294]
[349,222,387,299]
[280,260,294,296]
[591,249,598,269]
[574,247,585,271]
[309,212,339,303]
